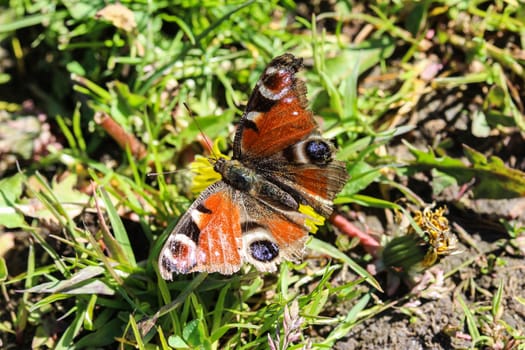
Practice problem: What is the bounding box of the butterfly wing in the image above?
[233,54,316,159]
[236,193,310,272]
[158,182,243,278]
[233,53,347,216]
[158,180,311,278]
[159,54,347,278]
[276,162,348,217]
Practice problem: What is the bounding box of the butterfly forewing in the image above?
[233,54,317,160]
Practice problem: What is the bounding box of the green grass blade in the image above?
[98,186,136,266]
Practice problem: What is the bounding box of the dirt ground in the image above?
[335,243,525,349]
[328,79,525,348]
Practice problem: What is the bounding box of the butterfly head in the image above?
[189,138,231,194]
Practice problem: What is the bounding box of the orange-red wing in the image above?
[263,212,307,247]
[289,163,347,200]
[239,104,316,159]
[192,189,243,274]
[234,54,317,159]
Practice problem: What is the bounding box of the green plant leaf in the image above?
[307,238,381,291]
[55,306,85,350]
[98,186,136,266]
[25,173,90,225]
[406,141,525,198]
[323,293,371,346]
[324,35,396,82]
[168,335,190,349]
[183,318,210,348]
[463,145,525,198]
[0,257,7,281]
[23,266,115,295]
[74,318,123,348]
[0,173,26,228]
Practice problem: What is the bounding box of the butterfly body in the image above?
[159,54,348,278]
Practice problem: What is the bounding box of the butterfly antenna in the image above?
[183,102,218,161]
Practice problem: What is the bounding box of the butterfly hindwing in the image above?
[159,182,312,278]
[236,193,310,272]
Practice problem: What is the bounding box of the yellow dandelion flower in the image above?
[411,206,457,268]
[189,138,230,194]
[384,205,458,273]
